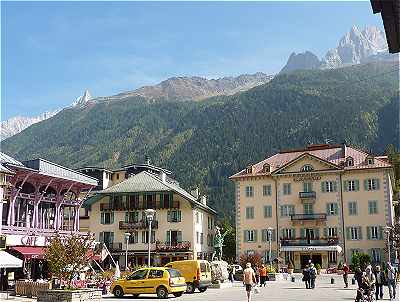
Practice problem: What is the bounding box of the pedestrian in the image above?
[302,265,311,289]
[354,267,363,288]
[309,263,317,289]
[243,263,256,302]
[228,265,234,283]
[356,267,375,302]
[259,264,267,287]
[255,266,260,285]
[343,263,349,288]
[374,265,385,300]
[386,261,397,301]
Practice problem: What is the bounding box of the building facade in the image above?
[0,152,98,280]
[80,167,216,269]
[231,144,395,270]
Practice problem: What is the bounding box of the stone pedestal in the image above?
[211,261,229,284]
[37,289,102,302]
[209,281,233,289]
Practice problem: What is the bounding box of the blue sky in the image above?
[1,1,384,120]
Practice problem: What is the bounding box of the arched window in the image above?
[346,156,354,167]
[263,163,270,173]
[366,156,374,165]
[301,164,314,172]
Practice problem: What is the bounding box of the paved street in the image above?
[2,275,398,301]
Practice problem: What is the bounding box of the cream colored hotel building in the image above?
[230,144,395,270]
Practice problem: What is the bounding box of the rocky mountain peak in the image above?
[279,51,322,74]
[71,89,93,107]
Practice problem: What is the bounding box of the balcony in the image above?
[100,203,113,211]
[119,220,159,230]
[280,237,339,246]
[100,200,180,211]
[290,213,327,221]
[106,242,123,251]
[156,241,191,252]
[299,191,316,201]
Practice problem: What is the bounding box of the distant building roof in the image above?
[231,144,392,178]
[0,152,23,167]
[113,163,172,175]
[76,167,114,173]
[85,171,216,214]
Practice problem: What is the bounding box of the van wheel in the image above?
[157,286,169,299]
[186,283,195,294]
[198,287,207,293]
[132,294,140,298]
[113,286,124,298]
[173,292,183,297]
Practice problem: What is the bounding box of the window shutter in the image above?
[110,232,114,243]
[291,205,295,215]
[355,180,360,191]
[292,229,296,239]
[101,212,105,224]
[281,229,285,239]
[334,203,339,215]
[326,203,330,215]
[99,232,104,242]
[111,212,114,224]
[244,230,248,242]
[280,206,284,217]
[343,181,348,192]
[125,212,129,223]
[323,228,328,238]
[367,227,371,240]
[177,231,182,243]
[379,226,384,240]
[177,210,182,222]
[261,229,266,242]
[314,228,320,239]
[333,181,338,192]
[364,179,369,191]
[321,182,326,193]
[252,230,257,242]
[376,179,380,190]
[166,230,170,243]
[300,228,305,238]
[346,227,350,240]
[142,231,145,243]
[167,211,171,222]
[358,227,362,240]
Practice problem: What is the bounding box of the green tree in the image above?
[350,252,372,271]
[220,217,236,263]
[44,232,94,289]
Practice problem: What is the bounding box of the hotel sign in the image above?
[293,173,322,182]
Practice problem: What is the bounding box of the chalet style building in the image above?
[230,144,395,270]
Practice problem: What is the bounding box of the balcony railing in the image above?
[299,191,316,199]
[290,213,327,221]
[156,241,191,252]
[280,237,339,246]
[119,220,159,230]
[100,200,180,211]
[106,242,123,251]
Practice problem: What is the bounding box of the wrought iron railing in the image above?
[119,220,159,230]
[290,213,327,221]
[299,191,316,199]
[156,241,191,252]
[280,237,339,246]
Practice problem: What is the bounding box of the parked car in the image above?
[165,260,212,293]
[110,267,186,298]
[233,264,243,281]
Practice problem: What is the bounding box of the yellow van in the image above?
[165,260,212,293]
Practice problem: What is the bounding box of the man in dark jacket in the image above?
[374,265,385,300]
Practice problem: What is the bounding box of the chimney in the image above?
[160,172,166,183]
[191,188,199,199]
[341,140,347,158]
[201,195,207,205]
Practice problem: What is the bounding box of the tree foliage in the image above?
[220,217,236,263]
[239,253,263,270]
[44,233,94,288]
[350,252,372,271]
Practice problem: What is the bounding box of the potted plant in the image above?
[315,263,322,275]
[287,261,294,274]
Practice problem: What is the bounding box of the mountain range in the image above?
[2,61,398,218]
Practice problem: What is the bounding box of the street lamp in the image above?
[145,209,156,267]
[267,227,273,270]
[124,232,130,271]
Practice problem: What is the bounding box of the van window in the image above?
[167,269,181,278]
[200,262,207,272]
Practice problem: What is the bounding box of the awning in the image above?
[11,246,45,259]
[280,245,342,253]
[0,251,23,268]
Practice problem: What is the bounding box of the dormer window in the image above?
[346,156,354,167]
[246,166,253,174]
[262,163,270,173]
[301,164,314,172]
[366,156,374,165]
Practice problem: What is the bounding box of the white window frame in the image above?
[264,205,272,218]
[247,230,256,242]
[283,183,291,195]
[328,227,337,237]
[368,200,378,215]
[348,180,356,191]
[245,186,254,197]
[246,207,254,219]
[349,201,357,216]
[350,227,359,240]
[368,179,378,190]
[263,185,272,196]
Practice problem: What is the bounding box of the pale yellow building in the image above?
[230,143,395,270]
[81,168,216,269]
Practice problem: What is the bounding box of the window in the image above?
[370,226,378,239]
[200,233,204,245]
[303,203,313,214]
[167,210,182,222]
[101,212,114,224]
[128,194,140,208]
[280,205,295,217]
[264,205,272,218]
[321,181,337,192]
[347,227,362,240]
[345,180,359,192]
[128,231,139,244]
[301,165,314,172]
[160,193,173,208]
[365,179,380,191]
[368,200,378,215]
[303,182,313,192]
[100,231,114,246]
[144,193,156,209]
[148,270,164,279]
[326,203,338,216]
[196,211,200,224]
[366,157,375,165]
[116,174,120,180]
[282,228,295,239]
[244,230,257,242]
[246,207,254,219]
[367,226,383,240]
[245,186,254,197]
[348,201,358,216]
[207,234,211,246]
[142,230,156,243]
[328,251,337,263]
[371,249,381,263]
[263,185,272,196]
[327,227,338,238]
[166,230,182,244]
[261,229,275,241]
[283,183,291,195]
[284,251,294,264]
[346,157,354,167]
[125,211,140,223]
[127,269,148,280]
[262,164,270,173]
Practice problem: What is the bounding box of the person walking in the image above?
[374,265,385,300]
[354,267,363,288]
[343,263,350,288]
[302,265,311,289]
[259,265,267,287]
[243,263,256,302]
[255,266,260,285]
[309,263,317,289]
[386,261,397,301]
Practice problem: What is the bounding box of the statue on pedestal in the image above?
[212,226,229,261]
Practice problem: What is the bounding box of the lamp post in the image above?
[124,232,130,271]
[145,209,156,267]
[267,227,273,271]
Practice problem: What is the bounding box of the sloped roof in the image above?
[0,152,23,166]
[231,144,392,178]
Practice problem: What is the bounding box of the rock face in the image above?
[71,89,93,107]
[99,73,274,102]
[211,261,229,283]
[323,25,388,68]
[279,51,322,74]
